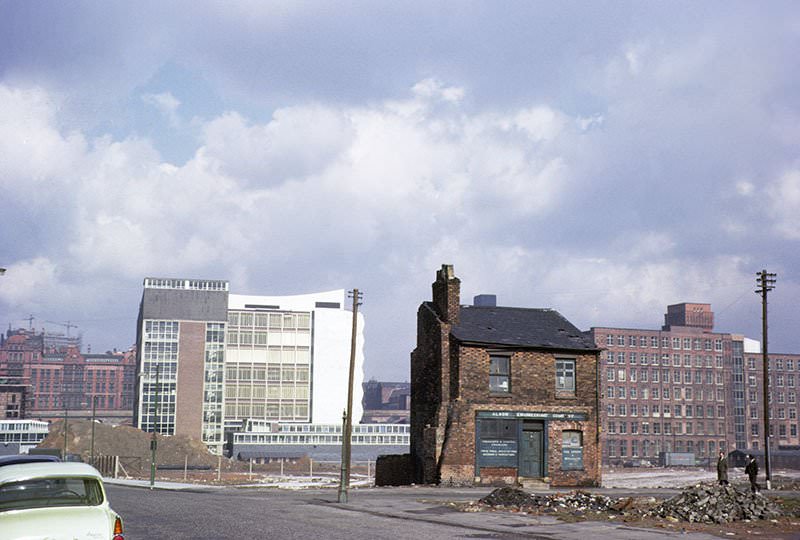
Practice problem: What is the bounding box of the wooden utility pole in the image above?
[63,407,69,459]
[338,289,362,503]
[90,395,97,466]
[756,269,776,490]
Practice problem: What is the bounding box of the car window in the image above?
[0,477,104,511]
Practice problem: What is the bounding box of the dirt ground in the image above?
[38,419,374,485]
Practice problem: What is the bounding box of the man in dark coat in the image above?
[745,454,759,493]
[717,451,729,485]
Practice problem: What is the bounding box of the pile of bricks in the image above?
[479,487,614,513]
[648,484,780,523]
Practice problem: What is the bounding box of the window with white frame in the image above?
[489,355,511,393]
[556,358,576,393]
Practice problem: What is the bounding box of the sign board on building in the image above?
[561,447,583,470]
[477,438,518,468]
[477,411,587,421]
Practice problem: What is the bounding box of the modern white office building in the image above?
[224,289,365,431]
[134,279,365,455]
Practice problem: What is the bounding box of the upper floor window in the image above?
[489,355,510,393]
[556,358,576,393]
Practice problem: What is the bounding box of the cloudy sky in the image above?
[1,2,798,381]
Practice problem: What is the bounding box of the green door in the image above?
[520,427,544,477]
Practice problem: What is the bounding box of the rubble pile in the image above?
[479,487,615,513]
[479,487,539,507]
[649,484,781,523]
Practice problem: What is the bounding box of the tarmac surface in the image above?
[105,478,746,539]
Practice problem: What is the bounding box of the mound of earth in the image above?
[39,420,222,469]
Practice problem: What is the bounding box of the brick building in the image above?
[587,304,740,466]
[410,265,602,487]
[0,383,27,419]
[0,329,136,421]
[742,351,800,449]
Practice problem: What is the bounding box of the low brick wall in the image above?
[477,467,518,486]
[374,454,413,486]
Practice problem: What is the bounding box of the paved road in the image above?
[105,484,726,540]
[106,485,527,539]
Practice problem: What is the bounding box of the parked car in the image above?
[0,454,61,467]
[0,461,123,540]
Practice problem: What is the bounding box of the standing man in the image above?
[745,454,760,493]
[717,451,729,486]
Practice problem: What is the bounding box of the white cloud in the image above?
[735,180,755,196]
[767,169,800,240]
[411,78,465,103]
[624,43,649,76]
[0,258,61,307]
[141,91,181,127]
[0,81,579,306]
[0,86,86,198]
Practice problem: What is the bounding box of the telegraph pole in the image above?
[338,289,362,503]
[150,364,160,489]
[90,395,97,466]
[756,269,776,490]
[63,407,69,459]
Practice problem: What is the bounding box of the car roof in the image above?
[0,462,103,485]
[0,454,61,467]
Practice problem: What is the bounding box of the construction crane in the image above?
[44,320,78,337]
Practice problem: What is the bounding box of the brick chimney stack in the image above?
[432,264,460,324]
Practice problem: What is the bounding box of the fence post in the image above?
[217,455,222,482]
[309,458,313,479]
[114,456,119,479]
[249,458,253,481]
[280,457,284,477]
[184,455,188,481]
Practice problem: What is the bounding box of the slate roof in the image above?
[447,304,599,352]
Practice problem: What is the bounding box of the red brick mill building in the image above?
[410,265,602,487]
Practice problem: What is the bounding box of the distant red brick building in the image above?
[0,329,136,422]
[0,383,27,419]
[410,265,602,487]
